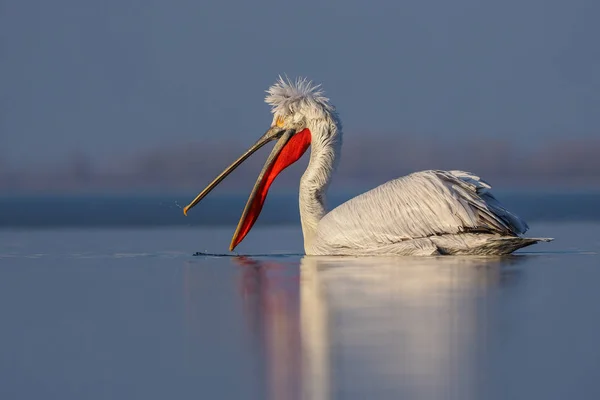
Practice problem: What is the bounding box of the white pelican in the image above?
[183,77,552,256]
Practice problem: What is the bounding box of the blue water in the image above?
[0,194,599,399]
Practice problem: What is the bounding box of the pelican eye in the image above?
[276,116,285,128]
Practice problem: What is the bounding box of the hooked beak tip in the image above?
[183,205,190,216]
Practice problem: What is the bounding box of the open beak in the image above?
[183,126,312,251]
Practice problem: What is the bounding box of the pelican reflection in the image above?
[235,255,524,399]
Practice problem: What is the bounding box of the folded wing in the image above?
[313,170,528,251]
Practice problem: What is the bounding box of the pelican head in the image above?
[183,77,340,250]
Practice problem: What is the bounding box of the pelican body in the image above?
[184,78,551,256]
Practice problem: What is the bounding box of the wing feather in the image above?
[313,170,528,251]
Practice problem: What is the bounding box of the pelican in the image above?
[183,77,552,256]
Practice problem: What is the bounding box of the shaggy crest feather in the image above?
[265,76,334,117]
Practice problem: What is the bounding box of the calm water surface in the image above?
[0,223,599,399]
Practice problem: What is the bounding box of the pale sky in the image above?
[1,0,599,167]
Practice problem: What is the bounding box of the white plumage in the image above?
[184,77,552,255]
[309,170,549,256]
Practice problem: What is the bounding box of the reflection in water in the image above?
[200,255,524,399]
[300,257,331,400]
[236,257,303,400]
[300,256,524,400]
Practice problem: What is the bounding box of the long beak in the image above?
[183,126,312,251]
[182,126,289,216]
[228,129,295,250]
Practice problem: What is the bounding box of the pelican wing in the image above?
[313,170,528,252]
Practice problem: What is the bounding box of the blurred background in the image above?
[1,0,599,226]
[3,4,600,399]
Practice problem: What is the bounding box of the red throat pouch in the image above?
[231,128,312,250]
